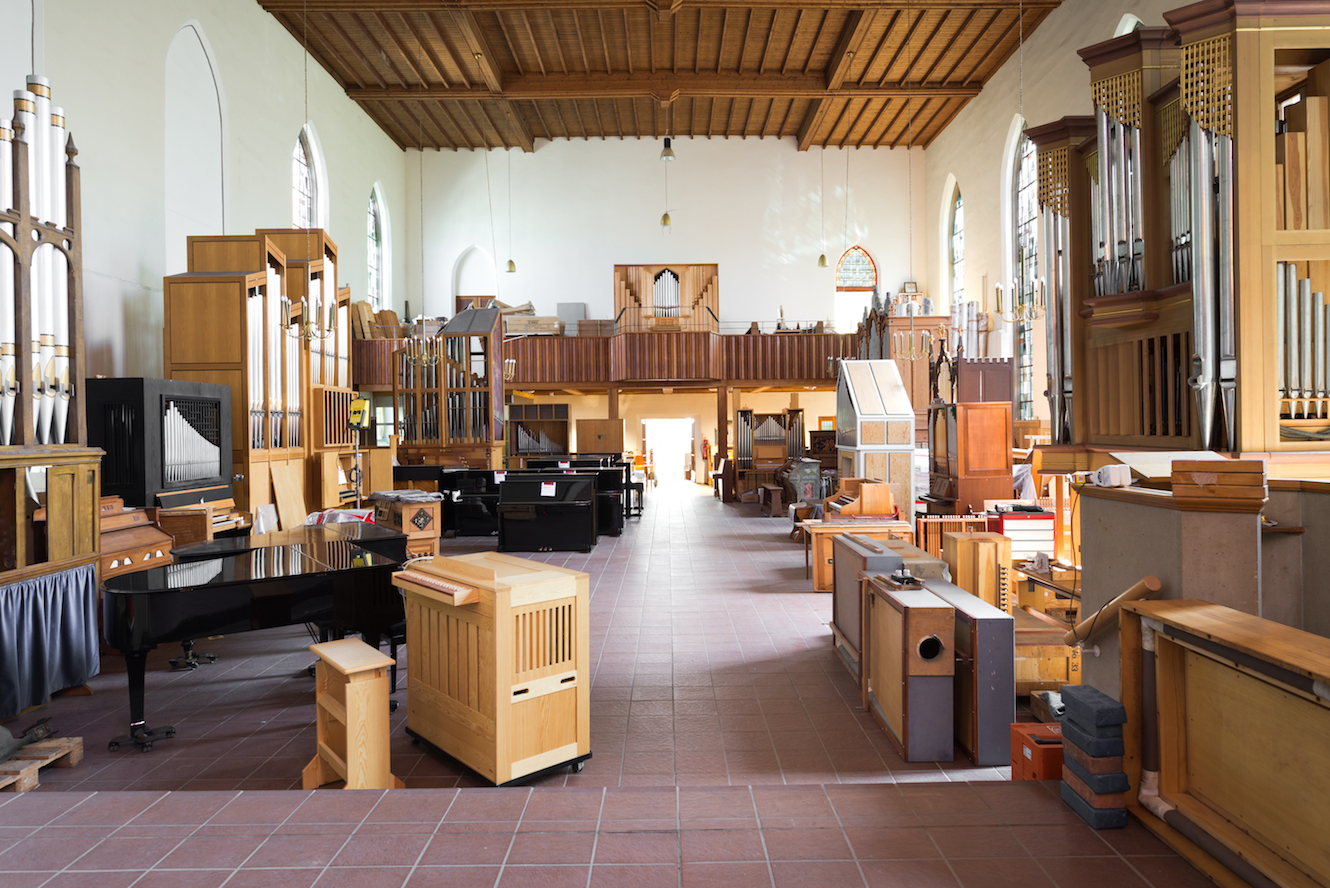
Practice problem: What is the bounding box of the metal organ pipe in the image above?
[266,269,282,449]
[1097,108,1112,284]
[249,287,262,449]
[0,116,14,445]
[1041,207,1063,442]
[26,77,53,444]
[1188,120,1218,449]
[1215,135,1236,445]
[48,105,68,445]
[12,89,38,440]
[1277,263,1287,403]
[1130,123,1145,290]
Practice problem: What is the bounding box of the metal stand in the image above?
[168,639,217,671]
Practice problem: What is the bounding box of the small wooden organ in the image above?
[613,264,718,332]
[924,402,1013,515]
[823,478,895,516]
[394,307,505,469]
[834,359,915,513]
[1,74,101,719]
[395,552,591,785]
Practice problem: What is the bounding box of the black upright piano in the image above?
[497,475,597,552]
[525,457,628,537]
[102,535,401,751]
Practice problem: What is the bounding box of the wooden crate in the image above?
[942,531,1014,612]
[373,499,440,540]
[1013,610,1080,694]
[504,316,564,336]
[0,737,83,793]
[394,552,591,785]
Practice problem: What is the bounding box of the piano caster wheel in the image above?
[307,664,317,678]
[165,728,176,738]
[572,760,585,773]
[388,699,399,714]
[108,740,119,751]
[141,742,152,752]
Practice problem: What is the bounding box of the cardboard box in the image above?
[1011,722,1064,780]
[373,500,440,540]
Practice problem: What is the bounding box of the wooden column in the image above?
[608,386,619,420]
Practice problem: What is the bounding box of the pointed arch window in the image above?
[367,193,384,309]
[292,130,317,228]
[950,192,965,304]
[1012,134,1039,420]
[836,246,876,292]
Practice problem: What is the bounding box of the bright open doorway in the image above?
[641,418,696,487]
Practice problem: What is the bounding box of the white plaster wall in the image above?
[406,139,927,331]
[924,0,1181,417]
[0,0,406,377]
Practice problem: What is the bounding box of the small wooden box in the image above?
[373,499,440,540]
[942,531,1014,611]
[1011,722,1064,780]
[396,552,591,785]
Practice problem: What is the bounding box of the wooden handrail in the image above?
[1063,575,1161,646]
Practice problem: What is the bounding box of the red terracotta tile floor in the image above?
[1,482,1207,886]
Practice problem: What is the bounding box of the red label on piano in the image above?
[558,460,570,468]
[494,471,506,483]
[540,482,557,497]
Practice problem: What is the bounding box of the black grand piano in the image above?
[102,530,403,752]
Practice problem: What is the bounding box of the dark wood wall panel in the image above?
[611,332,721,382]
[504,336,612,384]
[723,332,853,380]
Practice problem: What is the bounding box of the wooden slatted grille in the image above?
[1086,332,1193,441]
[1180,34,1232,137]
[1158,97,1187,167]
[1037,145,1070,217]
[915,515,988,558]
[406,596,493,718]
[515,602,576,680]
[1091,69,1142,128]
[321,388,356,448]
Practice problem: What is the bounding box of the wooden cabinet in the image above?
[166,239,300,514]
[575,418,623,454]
[926,402,1013,515]
[942,531,1013,612]
[395,552,590,785]
[508,403,570,464]
[802,519,917,592]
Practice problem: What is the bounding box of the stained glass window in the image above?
[367,193,383,309]
[835,246,876,291]
[1013,135,1038,421]
[951,192,965,304]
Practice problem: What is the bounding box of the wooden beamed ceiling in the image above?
[260,0,1059,151]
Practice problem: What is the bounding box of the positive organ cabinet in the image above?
[395,552,591,785]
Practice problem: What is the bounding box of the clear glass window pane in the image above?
[293,133,316,229]
[366,195,382,310]
[1013,135,1038,421]
[950,193,965,304]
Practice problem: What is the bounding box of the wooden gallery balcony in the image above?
[353,332,854,391]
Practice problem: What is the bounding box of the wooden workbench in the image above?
[797,518,914,592]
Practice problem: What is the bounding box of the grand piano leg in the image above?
[107,649,176,752]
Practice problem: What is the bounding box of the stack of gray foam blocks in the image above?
[1058,684,1129,829]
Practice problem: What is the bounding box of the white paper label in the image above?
[558,460,570,468]
[1023,746,1033,760]
[541,482,557,497]
[494,471,506,483]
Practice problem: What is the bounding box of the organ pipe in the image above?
[0,116,13,445]
[1188,121,1219,450]
[49,105,68,445]
[1276,262,1330,421]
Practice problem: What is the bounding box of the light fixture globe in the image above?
[660,137,676,161]
[505,259,517,273]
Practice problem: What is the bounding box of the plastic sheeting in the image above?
[0,563,99,719]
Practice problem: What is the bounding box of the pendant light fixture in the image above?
[818,149,828,267]
[505,149,516,273]
[660,135,672,232]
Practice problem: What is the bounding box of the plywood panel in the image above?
[167,282,245,364]
[270,460,307,530]
[1182,650,1330,882]
[862,421,886,445]
[871,596,905,741]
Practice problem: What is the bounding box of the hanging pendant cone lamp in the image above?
[660,211,672,227]
[818,254,828,267]
[506,259,517,273]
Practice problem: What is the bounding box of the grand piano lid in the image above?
[103,542,395,594]
[170,523,406,561]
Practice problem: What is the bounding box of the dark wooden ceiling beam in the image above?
[572,10,592,72]
[426,10,475,88]
[349,12,411,88]
[855,9,896,86]
[495,11,525,74]
[780,9,803,75]
[547,10,570,73]
[421,99,471,148]
[432,99,477,148]
[825,9,875,90]
[802,10,829,76]
[520,11,546,75]
[920,96,967,147]
[275,12,360,89]
[876,7,929,86]
[757,9,777,74]
[321,13,390,89]
[498,100,538,150]
[917,7,975,83]
[372,11,431,85]
[397,11,457,87]
[597,10,613,73]
[347,74,982,101]
[898,9,947,83]
[452,10,505,91]
[795,97,831,150]
[959,7,1024,86]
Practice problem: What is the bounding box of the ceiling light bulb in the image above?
[506,259,517,273]
[660,137,676,161]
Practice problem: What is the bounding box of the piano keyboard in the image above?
[827,494,855,512]
[392,569,480,606]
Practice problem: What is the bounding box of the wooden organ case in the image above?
[255,230,355,510]
[166,235,300,515]
[1,75,102,718]
[1071,28,1201,448]
[394,307,505,469]
[613,264,719,332]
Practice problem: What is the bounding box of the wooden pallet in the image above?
[0,737,83,793]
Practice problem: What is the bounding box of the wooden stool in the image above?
[760,484,784,517]
[303,638,403,790]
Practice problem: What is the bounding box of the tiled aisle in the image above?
[0,482,1210,886]
[0,783,1212,888]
